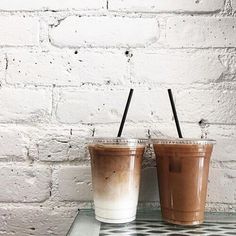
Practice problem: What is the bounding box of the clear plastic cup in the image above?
[152,138,216,226]
[88,138,147,223]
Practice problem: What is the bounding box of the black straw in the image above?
[168,89,183,138]
[117,89,134,137]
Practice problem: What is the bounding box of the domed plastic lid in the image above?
[152,138,216,145]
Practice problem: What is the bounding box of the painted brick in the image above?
[232,0,236,11]
[176,89,236,124]
[139,167,159,202]
[50,16,159,48]
[0,207,76,236]
[166,17,236,48]
[213,138,236,162]
[0,16,39,46]
[6,51,128,86]
[91,122,226,141]
[0,55,5,81]
[92,124,151,139]
[150,124,236,155]
[58,166,93,201]
[55,89,172,125]
[131,50,225,84]
[0,0,104,11]
[0,127,27,161]
[208,168,236,203]
[109,0,224,12]
[0,166,51,202]
[0,87,51,123]
[29,128,89,162]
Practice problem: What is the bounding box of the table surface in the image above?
[67,210,236,236]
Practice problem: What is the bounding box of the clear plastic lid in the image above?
[152,138,216,145]
[87,137,148,147]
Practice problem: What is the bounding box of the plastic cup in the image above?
[88,138,147,223]
[152,138,216,226]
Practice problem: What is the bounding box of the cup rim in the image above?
[151,138,216,145]
[86,137,148,144]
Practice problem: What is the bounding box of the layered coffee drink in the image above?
[88,138,146,223]
[153,139,215,226]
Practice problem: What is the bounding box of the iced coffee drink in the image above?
[88,138,146,223]
[153,139,215,226]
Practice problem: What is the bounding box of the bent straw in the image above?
[168,89,183,138]
[117,89,134,137]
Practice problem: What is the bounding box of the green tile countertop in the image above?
[67,210,236,236]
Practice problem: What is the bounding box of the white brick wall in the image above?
[166,17,236,48]
[131,50,225,84]
[0,127,27,161]
[0,16,39,46]
[0,207,77,236]
[176,89,236,124]
[50,16,159,48]
[213,138,236,162]
[58,166,93,201]
[6,50,128,86]
[55,89,172,124]
[0,0,235,235]
[208,168,236,203]
[232,0,236,11]
[0,87,51,123]
[109,0,224,12]
[0,166,51,202]
[28,127,89,161]
[0,0,105,11]
[0,55,5,79]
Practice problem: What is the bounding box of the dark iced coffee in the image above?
[153,139,215,226]
[88,138,146,223]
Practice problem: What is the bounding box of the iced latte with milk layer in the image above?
[88,138,146,223]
